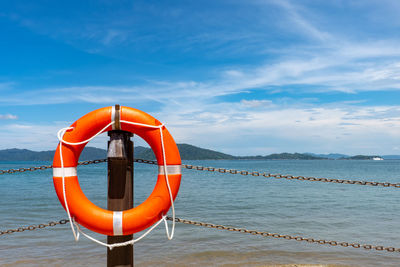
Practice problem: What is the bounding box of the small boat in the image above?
[372,157,384,161]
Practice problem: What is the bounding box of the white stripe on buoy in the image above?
[111,106,116,130]
[113,211,123,236]
[158,165,181,175]
[53,167,77,177]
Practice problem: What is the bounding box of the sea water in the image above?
[1,159,400,266]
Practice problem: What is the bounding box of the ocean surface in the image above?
[1,159,400,266]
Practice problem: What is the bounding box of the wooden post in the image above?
[107,129,134,267]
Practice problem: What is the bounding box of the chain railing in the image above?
[135,159,400,188]
[166,217,400,253]
[0,219,69,235]
[1,217,399,253]
[2,159,400,253]
[1,158,399,188]
[0,159,106,175]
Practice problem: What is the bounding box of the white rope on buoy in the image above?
[57,120,176,248]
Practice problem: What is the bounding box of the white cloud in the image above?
[162,102,400,156]
[223,70,244,78]
[0,82,16,90]
[101,29,129,46]
[0,114,18,120]
[0,92,399,155]
[0,122,109,151]
[240,99,273,108]
[2,1,400,104]
[271,0,332,42]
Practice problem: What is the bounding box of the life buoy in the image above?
[53,106,181,236]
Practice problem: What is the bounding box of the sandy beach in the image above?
[262,265,353,267]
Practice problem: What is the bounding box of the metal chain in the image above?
[0,219,69,235]
[2,217,399,253]
[1,158,399,188]
[0,159,107,175]
[134,158,157,165]
[0,164,53,174]
[2,159,399,253]
[165,217,400,253]
[77,159,107,166]
[135,158,400,188]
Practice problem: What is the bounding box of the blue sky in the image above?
[1,0,400,155]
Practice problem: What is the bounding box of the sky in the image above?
[1,0,400,156]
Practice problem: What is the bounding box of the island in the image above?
[0,144,394,161]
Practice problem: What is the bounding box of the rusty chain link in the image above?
[135,159,400,188]
[0,159,107,175]
[134,158,157,165]
[1,159,399,253]
[0,164,52,174]
[0,219,69,235]
[2,217,399,253]
[165,217,400,253]
[1,158,399,188]
[77,159,107,166]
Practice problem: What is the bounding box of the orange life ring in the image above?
[53,106,181,236]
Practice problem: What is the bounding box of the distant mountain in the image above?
[308,153,395,160]
[0,148,54,161]
[178,144,236,160]
[264,153,326,160]
[134,144,235,160]
[382,155,400,160]
[238,153,326,160]
[0,147,107,161]
[0,144,235,161]
[339,155,380,160]
[305,153,348,160]
[134,146,152,158]
[134,146,326,160]
[0,145,399,161]
[80,147,107,160]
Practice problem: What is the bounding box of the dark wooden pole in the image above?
[107,129,134,267]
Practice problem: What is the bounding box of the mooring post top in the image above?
[107,131,132,158]
[112,104,121,131]
[108,130,133,138]
[107,138,126,158]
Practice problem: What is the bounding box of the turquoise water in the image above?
[1,159,400,266]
